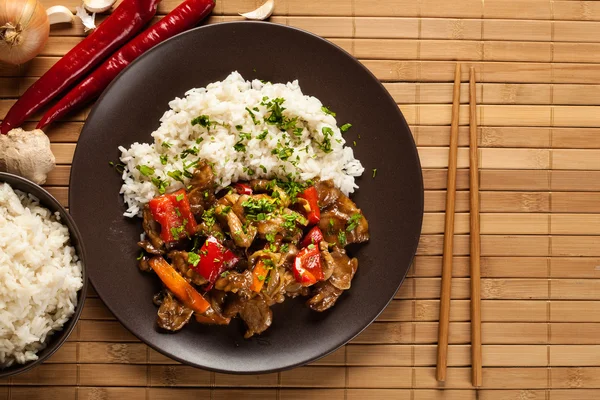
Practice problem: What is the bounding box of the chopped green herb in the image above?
[307,243,315,250]
[187,252,201,267]
[159,155,168,165]
[151,177,168,194]
[136,165,155,177]
[176,193,184,202]
[108,161,126,174]
[170,225,186,240]
[202,207,216,227]
[271,144,293,161]
[372,168,377,178]
[243,198,276,219]
[321,106,336,117]
[259,164,267,173]
[257,130,268,140]
[293,127,303,137]
[280,243,289,253]
[338,231,347,246]
[264,258,275,268]
[195,137,204,144]
[340,123,352,133]
[245,107,260,125]
[235,124,243,131]
[265,233,276,242]
[257,275,266,282]
[174,207,181,217]
[346,213,362,232]
[353,141,357,147]
[161,141,172,149]
[220,206,231,214]
[180,147,198,159]
[220,271,230,278]
[191,115,211,128]
[317,127,334,153]
[167,170,184,183]
[136,252,144,261]
[239,132,252,141]
[233,141,246,152]
[243,166,255,176]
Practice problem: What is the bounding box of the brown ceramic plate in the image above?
[70,22,423,374]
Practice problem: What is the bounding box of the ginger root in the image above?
[0,129,56,184]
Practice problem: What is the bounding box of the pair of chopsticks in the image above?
[436,64,482,387]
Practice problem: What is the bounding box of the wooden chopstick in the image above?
[436,63,461,382]
[469,67,483,387]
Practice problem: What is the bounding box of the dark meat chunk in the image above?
[168,250,207,286]
[328,250,358,290]
[224,208,257,248]
[207,290,227,314]
[157,292,194,331]
[315,179,341,209]
[240,297,273,338]
[196,220,223,237]
[138,254,152,272]
[138,240,164,255]
[189,160,215,191]
[319,195,369,246]
[248,179,272,193]
[214,270,254,299]
[319,241,334,280]
[187,161,217,216]
[306,281,343,312]
[224,295,273,338]
[142,204,164,250]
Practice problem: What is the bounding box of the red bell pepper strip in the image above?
[0,0,161,134]
[298,186,320,225]
[189,236,238,283]
[250,260,269,293]
[300,226,324,248]
[149,257,211,314]
[292,246,324,286]
[233,183,253,195]
[148,190,197,243]
[36,0,215,130]
[169,189,198,235]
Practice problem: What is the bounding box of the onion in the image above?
[0,0,50,65]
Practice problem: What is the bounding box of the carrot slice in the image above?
[149,257,211,314]
[250,260,269,293]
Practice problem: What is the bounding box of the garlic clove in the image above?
[75,5,96,32]
[46,6,74,25]
[239,0,274,20]
[83,0,116,13]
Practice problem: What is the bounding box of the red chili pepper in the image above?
[300,226,324,248]
[298,186,320,225]
[292,246,324,286]
[0,0,161,134]
[148,190,197,243]
[36,0,215,130]
[233,183,253,196]
[190,236,238,283]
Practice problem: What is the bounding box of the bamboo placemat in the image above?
[2,0,600,398]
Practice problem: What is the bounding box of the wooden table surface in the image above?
[2,0,600,398]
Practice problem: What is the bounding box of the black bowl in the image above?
[70,21,423,374]
[0,172,87,378]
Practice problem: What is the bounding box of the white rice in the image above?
[0,183,83,367]
[119,71,364,217]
